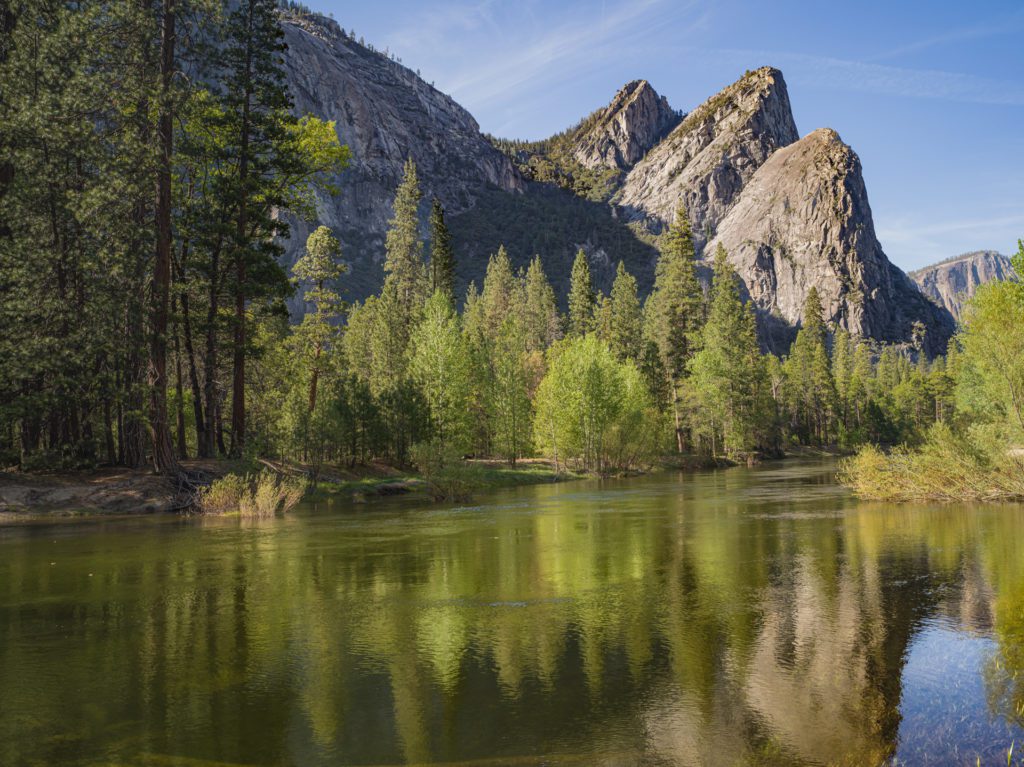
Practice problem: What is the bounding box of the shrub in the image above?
[410,440,481,502]
[838,422,1024,502]
[198,471,306,516]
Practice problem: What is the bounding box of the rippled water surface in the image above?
[2,461,1024,766]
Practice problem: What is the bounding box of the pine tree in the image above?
[383,158,428,320]
[644,204,704,452]
[784,287,837,444]
[832,328,853,432]
[428,197,456,303]
[688,245,769,456]
[567,249,595,337]
[409,291,472,452]
[222,0,295,455]
[489,316,532,464]
[523,255,561,352]
[606,261,643,362]
[376,158,428,383]
[479,245,520,340]
[292,226,345,415]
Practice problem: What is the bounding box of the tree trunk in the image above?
[671,381,684,454]
[230,0,254,457]
[308,345,321,413]
[177,265,207,455]
[148,0,177,474]
[172,297,187,459]
[203,243,220,457]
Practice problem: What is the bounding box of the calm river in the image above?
[2,461,1023,766]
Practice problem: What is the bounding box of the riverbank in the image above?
[0,449,834,521]
[0,458,579,521]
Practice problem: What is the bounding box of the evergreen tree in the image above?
[489,316,532,464]
[523,255,561,352]
[479,245,520,339]
[567,249,595,337]
[428,197,456,302]
[832,328,853,432]
[292,226,345,415]
[220,0,347,454]
[606,261,643,362]
[644,204,704,452]
[783,287,837,444]
[374,158,428,384]
[383,158,428,323]
[688,246,770,456]
[409,291,473,452]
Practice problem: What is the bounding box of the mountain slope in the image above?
[278,12,523,299]
[569,80,679,171]
[706,129,955,355]
[909,251,1017,320]
[276,13,954,353]
[614,67,799,248]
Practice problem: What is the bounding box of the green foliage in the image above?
[488,316,533,464]
[782,287,837,445]
[428,198,456,302]
[409,292,473,453]
[567,249,595,337]
[522,255,563,352]
[381,158,429,358]
[839,422,1024,502]
[447,185,658,304]
[643,204,704,452]
[198,470,305,515]
[485,107,624,202]
[842,239,1024,502]
[534,336,656,473]
[687,246,775,457]
[956,280,1024,434]
[292,226,345,417]
[602,261,644,362]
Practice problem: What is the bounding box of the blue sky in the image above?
[317,0,1024,271]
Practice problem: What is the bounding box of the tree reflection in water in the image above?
[0,462,1023,766]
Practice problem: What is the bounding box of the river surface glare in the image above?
[2,460,1023,766]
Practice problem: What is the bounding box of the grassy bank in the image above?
[305,459,578,504]
[839,424,1024,502]
[0,458,580,519]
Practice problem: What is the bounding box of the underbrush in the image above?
[409,441,483,502]
[198,470,306,516]
[839,422,1024,502]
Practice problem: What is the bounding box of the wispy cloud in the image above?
[867,10,1024,62]
[878,213,1024,269]
[671,45,1024,107]
[378,0,709,121]
[785,54,1024,107]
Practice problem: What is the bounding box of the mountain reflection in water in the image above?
[1,461,1022,766]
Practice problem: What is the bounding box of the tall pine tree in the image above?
[567,248,595,337]
[428,197,456,303]
[644,204,704,452]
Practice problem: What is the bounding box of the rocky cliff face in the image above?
[278,16,953,353]
[569,80,679,171]
[705,129,955,355]
[909,251,1017,320]
[278,13,523,298]
[613,67,799,248]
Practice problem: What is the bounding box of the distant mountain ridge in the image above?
[909,251,1017,321]
[277,10,954,354]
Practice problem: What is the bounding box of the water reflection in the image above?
[1,462,1023,766]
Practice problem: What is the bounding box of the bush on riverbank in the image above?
[838,422,1024,502]
[198,471,306,516]
[410,441,485,501]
